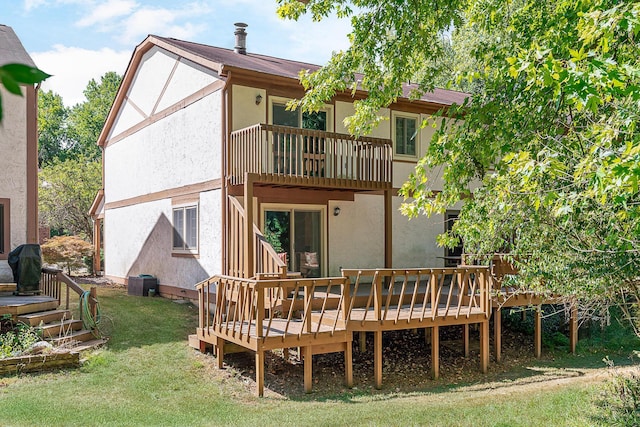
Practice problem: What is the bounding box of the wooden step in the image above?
[38,319,84,338]
[73,338,108,352]
[0,283,17,292]
[17,309,72,326]
[48,329,96,346]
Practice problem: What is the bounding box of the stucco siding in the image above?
[105,91,221,203]
[104,189,221,289]
[328,193,446,275]
[0,88,28,281]
[232,85,266,131]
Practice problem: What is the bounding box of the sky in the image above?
[2,0,353,106]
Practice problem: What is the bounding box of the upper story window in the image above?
[0,199,9,260]
[270,97,331,132]
[172,204,198,253]
[393,113,418,159]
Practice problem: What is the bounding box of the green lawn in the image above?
[0,286,636,426]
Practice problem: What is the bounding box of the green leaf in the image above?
[0,63,51,84]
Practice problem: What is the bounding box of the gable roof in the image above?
[98,34,469,147]
[0,25,36,68]
[154,36,468,106]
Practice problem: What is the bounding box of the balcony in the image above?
[228,124,393,190]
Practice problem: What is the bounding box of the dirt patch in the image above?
[196,325,606,399]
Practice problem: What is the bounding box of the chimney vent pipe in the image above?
[234,23,248,54]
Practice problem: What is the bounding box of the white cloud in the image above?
[31,45,131,106]
[117,4,210,44]
[76,0,138,27]
[23,0,48,11]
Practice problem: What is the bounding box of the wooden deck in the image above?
[0,294,59,316]
[194,267,494,396]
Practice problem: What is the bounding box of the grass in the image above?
[0,286,638,426]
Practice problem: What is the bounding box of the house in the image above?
[0,25,39,282]
[92,24,468,299]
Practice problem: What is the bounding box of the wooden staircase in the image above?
[1,282,106,352]
[16,307,105,351]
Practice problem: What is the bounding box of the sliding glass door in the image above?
[263,205,325,277]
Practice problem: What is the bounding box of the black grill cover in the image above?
[8,244,42,293]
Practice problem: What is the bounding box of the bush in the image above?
[41,235,93,275]
[0,315,41,359]
[595,362,640,426]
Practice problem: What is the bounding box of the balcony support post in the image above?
[384,189,392,268]
[244,173,255,278]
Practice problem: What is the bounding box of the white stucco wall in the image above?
[105,91,222,203]
[327,193,446,275]
[0,87,28,281]
[232,85,266,131]
[104,189,221,288]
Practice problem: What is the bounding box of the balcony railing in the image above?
[228,124,393,189]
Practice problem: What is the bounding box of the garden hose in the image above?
[80,290,101,332]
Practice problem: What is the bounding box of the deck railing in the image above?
[226,196,286,278]
[229,124,393,189]
[341,267,491,324]
[196,275,349,344]
[40,267,98,325]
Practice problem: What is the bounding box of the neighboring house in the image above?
[92,24,467,298]
[0,25,39,282]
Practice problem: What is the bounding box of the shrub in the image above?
[0,315,41,359]
[595,362,640,426]
[41,235,93,275]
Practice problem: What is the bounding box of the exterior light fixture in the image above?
[255,94,262,105]
[333,206,341,216]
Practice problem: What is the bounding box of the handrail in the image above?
[40,267,98,326]
[229,123,393,188]
[341,267,491,323]
[196,275,349,342]
[226,195,286,278]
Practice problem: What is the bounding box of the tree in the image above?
[67,71,121,161]
[37,90,70,166]
[279,1,640,325]
[39,158,101,239]
[41,235,94,275]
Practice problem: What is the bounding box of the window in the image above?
[0,199,9,260]
[172,204,198,253]
[394,114,418,158]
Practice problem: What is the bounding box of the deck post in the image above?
[303,346,313,393]
[89,287,97,321]
[359,331,366,353]
[534,306,542,358]
[431,326,439,380]
[344,342,353,388]
[494,307,502,362]
[480,320,489,373]
[463,324,470,358]
[216,336,224,369]
[569,302,578,354]
[384,189,392,268]
[256,350,265,397]
[424,327,431,345]
[244,173,254,278]
[374,330,383,389]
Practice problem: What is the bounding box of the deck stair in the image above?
[14,305,103,349]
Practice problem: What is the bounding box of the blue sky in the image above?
[2,0,352,106]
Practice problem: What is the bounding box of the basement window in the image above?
[172,204,198,254]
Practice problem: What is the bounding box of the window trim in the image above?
[0,198,9,260]
[171,202,199,255]
[444,210,463,267]
[391,111,420,160]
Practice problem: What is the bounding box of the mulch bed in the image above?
[216,324,539,398]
